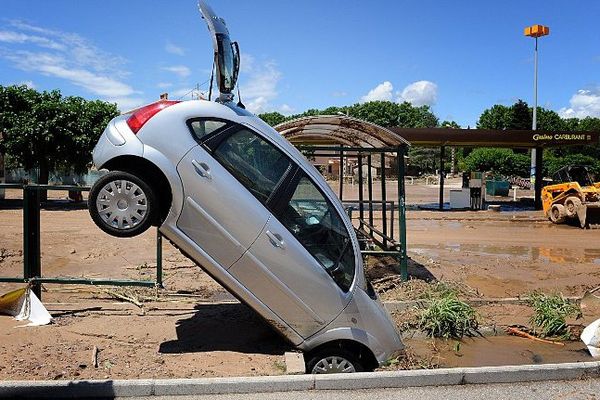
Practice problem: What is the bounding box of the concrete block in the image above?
[285,352,306,374]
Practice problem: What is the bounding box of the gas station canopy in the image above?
[387,128,600,148]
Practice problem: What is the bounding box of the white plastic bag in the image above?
[581,318,600,358]
[0,287,52,326]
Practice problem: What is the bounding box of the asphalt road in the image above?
[118,378,600,400]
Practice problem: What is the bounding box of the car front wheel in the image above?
[306,348,364,374]
[89,171,157,237]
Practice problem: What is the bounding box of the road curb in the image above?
[1,361,600,398]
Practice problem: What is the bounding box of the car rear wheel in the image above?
[306,348,364,374]
[89,171,157,237]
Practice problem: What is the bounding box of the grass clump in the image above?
[527,292,582,339]
[419,290,479,339]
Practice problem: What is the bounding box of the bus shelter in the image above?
[276,115,411,279]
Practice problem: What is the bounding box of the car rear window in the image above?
[212,128,292,204]
[188,119,228,142]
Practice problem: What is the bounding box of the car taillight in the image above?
[126,100,181,134]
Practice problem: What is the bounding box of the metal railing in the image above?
[298,144,409,280]
[0,184,163,299]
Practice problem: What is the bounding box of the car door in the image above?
[229,169,355,338]
[176,126,292,269]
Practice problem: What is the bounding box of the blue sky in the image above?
[1,1,599,127]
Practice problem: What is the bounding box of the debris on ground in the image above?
[506,326,565,346]
[0,286,52,326]
[581,318,600,357]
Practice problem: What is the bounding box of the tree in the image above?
[464,148,530,177]
[536,108,565,131]
[346,101,402,127]
[346,101,438,128]
[578,116,600,132]
[545,153,600,177]
[562,118,580,131]
[0,85,118,198]
[476,104,510,129]
[258,111,288,127]
[440,120,460,129]
[506,99,532,130]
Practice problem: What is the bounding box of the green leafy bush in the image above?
[544,153,600,177]
[463,148,530,177]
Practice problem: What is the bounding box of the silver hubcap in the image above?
[96,179,148,230]
[312,356,356,374]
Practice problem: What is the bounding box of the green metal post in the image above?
[357,154,364,223]
[23,185,42,298]
[397,148,408,281]
[380,152,387,248]
[156,229,163,288]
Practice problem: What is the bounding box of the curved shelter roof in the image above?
[275,115,410,149]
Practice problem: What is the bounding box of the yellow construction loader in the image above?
[542,165,600,228]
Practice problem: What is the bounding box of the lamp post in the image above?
[524,24,549,209]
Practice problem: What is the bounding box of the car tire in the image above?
[89,171,157,237]
[306,347,365,374]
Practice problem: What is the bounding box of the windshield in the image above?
[216,33,239,95]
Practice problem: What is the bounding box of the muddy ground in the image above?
[1,183,599,379]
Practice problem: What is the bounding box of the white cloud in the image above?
[0,30,65,50]
[106,97,146,112]
[397,80,438,106]
[165,41,185,56]
[162,65,191,78]
[18,80,36,89]
[240,53,255,73]
[0,20,141,110]
[360,81,393,103]
[558,88,600,118]
[331,90,348,97]
[240,59,283,114]
[4,50,136,97]
[156,82,173,89]
[279,104,294,115]
[170,87,206,100]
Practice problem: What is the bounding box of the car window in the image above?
[275,174,355,292]
[212,128,292,204]
[189,119,228,141]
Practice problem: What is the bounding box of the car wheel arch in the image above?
[304,339,379,372]
[100,155,174,224]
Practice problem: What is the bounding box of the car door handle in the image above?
[191,159,212,180]
[266,230,285,249]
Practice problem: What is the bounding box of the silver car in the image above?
[88,1,403,373]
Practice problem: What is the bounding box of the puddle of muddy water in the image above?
[411,243,600,264]
[405,336,593,368]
